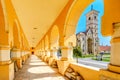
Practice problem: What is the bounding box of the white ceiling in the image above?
[11,0,69,47]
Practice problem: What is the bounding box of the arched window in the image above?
[88,17,91,20]
[94,16,96,19]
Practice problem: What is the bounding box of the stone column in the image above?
[100,23,120,80]
[0,45,11,65]
[43,50,48,61]
[57,42,73,75]
[108,22,120,73]
[47,49,50,57]
[0,45,14,80]
[45,49,50,63]
[50,49,54,57]
[48,49,54,65]
[41,50,45,60]
[24,50,29,61]
[53,47,58,59]
[21,50,26,64]
[61,42,73,61]
[11,48,22,69]
[37,50,40,57]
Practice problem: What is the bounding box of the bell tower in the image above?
[86,5,99,54]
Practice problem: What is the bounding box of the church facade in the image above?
[76,9,99,55]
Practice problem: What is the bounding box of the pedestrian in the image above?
[100,51,104,61]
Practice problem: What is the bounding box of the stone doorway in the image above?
[87,38,93,54]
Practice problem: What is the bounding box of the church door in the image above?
[87,38,93,54]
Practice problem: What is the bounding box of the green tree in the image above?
[73,46,82,63]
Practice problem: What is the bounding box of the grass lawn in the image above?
[92,53,110,62]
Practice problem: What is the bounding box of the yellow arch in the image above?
[64,0,94,46]
[50,25,59,49]
[45,35,49,50]
[101,0,120,36]
[42,39,45,50]
[13,20,20,49]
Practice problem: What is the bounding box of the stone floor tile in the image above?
[15,55,67,80]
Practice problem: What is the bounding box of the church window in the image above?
[94,16,96,19]
[88,17,91,20]
[88,26,90,29]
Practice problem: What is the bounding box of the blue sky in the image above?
[76,0,111,46]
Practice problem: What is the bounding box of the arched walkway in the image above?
[15,55,67,80]
[13,20,20,48]
[50,25,59,49]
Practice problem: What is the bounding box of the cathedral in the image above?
[76,8,99,55]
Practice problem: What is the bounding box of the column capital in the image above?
[110,22,120,68]
[111,22,120,43]
[12,48,21,52]
[0,45,10,50]
[60,46,73,61]
[108,64,120,73]
[52,47,58,51]
[50,49,53,52]
[0,60,11,65]
[47,48,51,51]
[111,37,120,43]
[113,22,120,28]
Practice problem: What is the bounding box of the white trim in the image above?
[22,51,25,56]
[0,50,10,61]
[11,51,21,58]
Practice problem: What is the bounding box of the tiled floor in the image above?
[15,55,67,80]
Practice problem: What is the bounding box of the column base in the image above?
[22,56,26,64]
[0,62,14,80]
[57,60,70,75]
[60,57,73,61]
[48,57,54,66]
[25,54,29,61]
[41,55,45,60]
[46,57,50,63]
[43,55,48,62]
[100,69,120,80]
[108,64,120,73]
[11,58,22,69]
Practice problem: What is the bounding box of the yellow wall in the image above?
[101,0,120,36]
[3,0,30,49]
[36,0,74,49]
[36,0,94,50]
[0,1,8,45]
[0,62,14,80]
[70,63,99,80]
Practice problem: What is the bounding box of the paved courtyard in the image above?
[15,55,67,80]
[77,58,109,69]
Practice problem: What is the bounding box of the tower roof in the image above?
[86,5,99,16]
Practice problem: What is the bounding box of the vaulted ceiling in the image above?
[11,0,69,47]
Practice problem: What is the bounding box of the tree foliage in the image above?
[73,46,82,63]
[73,46,82,57]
